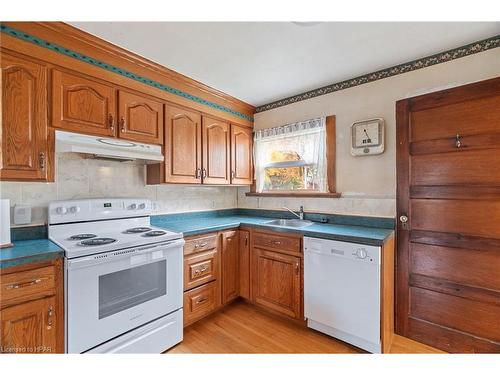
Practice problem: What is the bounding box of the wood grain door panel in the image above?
[1,51,48,181]
[118,90,163,144]
[396,77,500,353]
[251,248,301,319]
[410,199,500,239]
[410,242,500,291]
[222,230,239,304]
[52,69,116,137]
[0,296,57,353]
[164,105,202,184]
[239,230,250,300]
[411,149,500,185]
[202,116,230,185]
[410,95,500,142]
[230,124,253,185]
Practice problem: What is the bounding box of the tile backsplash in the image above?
[0,153,395,227]
[0,153,237,226]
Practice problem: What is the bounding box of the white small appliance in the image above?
[49,198,184,353]
[304,237,381,353]
[0,199,12,248]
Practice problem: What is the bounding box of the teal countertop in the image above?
[151,214,393,246]
[0,239,63,269]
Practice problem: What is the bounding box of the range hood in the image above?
[55,130,164,163]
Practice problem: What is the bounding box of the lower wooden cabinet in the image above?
[221,230,239,304]
[183,281,220,326]
[251,248,302,320]
[0,259,63,353]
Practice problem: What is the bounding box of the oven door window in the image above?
[98,260,167,319]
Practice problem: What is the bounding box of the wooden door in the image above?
[118,90,163,144]
[222,230,239,304]
[239,230,250,299]
[1,51,48,181]
[0,296,57,353]
[251,248,301,319]
[164,105,202,183]
[202,116,230,184]
[396,77,500,353]
[230,124,253,185]
[52,69,116,137]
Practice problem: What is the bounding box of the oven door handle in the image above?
[67,238,184,269]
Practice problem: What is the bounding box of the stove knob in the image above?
[69,206,80,214]
[129,203,137,210]
[356,248,368,259]
[138,203,146,209]
[56,206,67,215]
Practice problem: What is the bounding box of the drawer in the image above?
[183,281,219,326]
[184,233,218,255]
[184,249,219,291]
[0,266,56,307]
[253,231,302,253]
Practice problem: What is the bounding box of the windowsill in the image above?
[245,192,342,198]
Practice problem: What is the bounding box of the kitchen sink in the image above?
[265,219,314,228]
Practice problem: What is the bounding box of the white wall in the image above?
[0,154,237,226]
[239,48,500,217]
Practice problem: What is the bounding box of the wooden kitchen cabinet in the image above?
[118,90,163,144]
[239,229,250,300]
[0,259,64,353]
[163,105,202,184]
[52,69,117,137]
[1,51,50,181]
[221,230,239,304]
[202,116,231,185]
[251,248,302,320]
[230,124,253,185]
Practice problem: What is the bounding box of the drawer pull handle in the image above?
[193,266,209,276]
[39,152,46,170]
[196,297,208,304]
[120,117,126,132]
[108,113,115,131]
[6,278,42,290]
[272,240,282,245]
[194,242,208,249]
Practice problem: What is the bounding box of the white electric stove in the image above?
[48,198,184,354]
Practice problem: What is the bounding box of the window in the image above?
[252,116,337,196]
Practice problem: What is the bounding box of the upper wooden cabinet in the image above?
[231,125,253,185]
[202,116,231,185]
[52,69,117,137]
[118,90,163,144]
[164,105,202,184]
[221,230,240,304]
[1,51,49,181]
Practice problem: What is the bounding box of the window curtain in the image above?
[254,117,327,192]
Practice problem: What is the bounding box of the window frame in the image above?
[246,115,340,198]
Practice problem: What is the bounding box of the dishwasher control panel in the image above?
[303,237,380,265]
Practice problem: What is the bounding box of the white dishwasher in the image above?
[304,237,381,353]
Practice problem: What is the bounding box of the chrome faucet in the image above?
[283,206,304,220]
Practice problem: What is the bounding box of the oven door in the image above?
[66,238,183,353]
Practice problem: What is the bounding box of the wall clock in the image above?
[350,118,385,156]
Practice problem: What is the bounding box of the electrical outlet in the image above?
[211,200,216,209]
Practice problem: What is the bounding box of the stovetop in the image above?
[49,217,183,259]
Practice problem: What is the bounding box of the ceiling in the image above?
[69,22,500,106]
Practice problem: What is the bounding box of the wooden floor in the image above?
[168,300,363,354]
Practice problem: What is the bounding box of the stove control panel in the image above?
[49,199,152,224]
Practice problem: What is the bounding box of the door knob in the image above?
[399,215,409,230]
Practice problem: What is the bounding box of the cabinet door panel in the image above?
[251,248,301,319]
[202,116,230,185]
[164,106,202,183]
[239,230,250,299]
[1,52,48,181]
[231,124,253,185]
[222,230,239,304]
[118,90,163,144]
[0,296,57,353]
[52,69,116,137]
